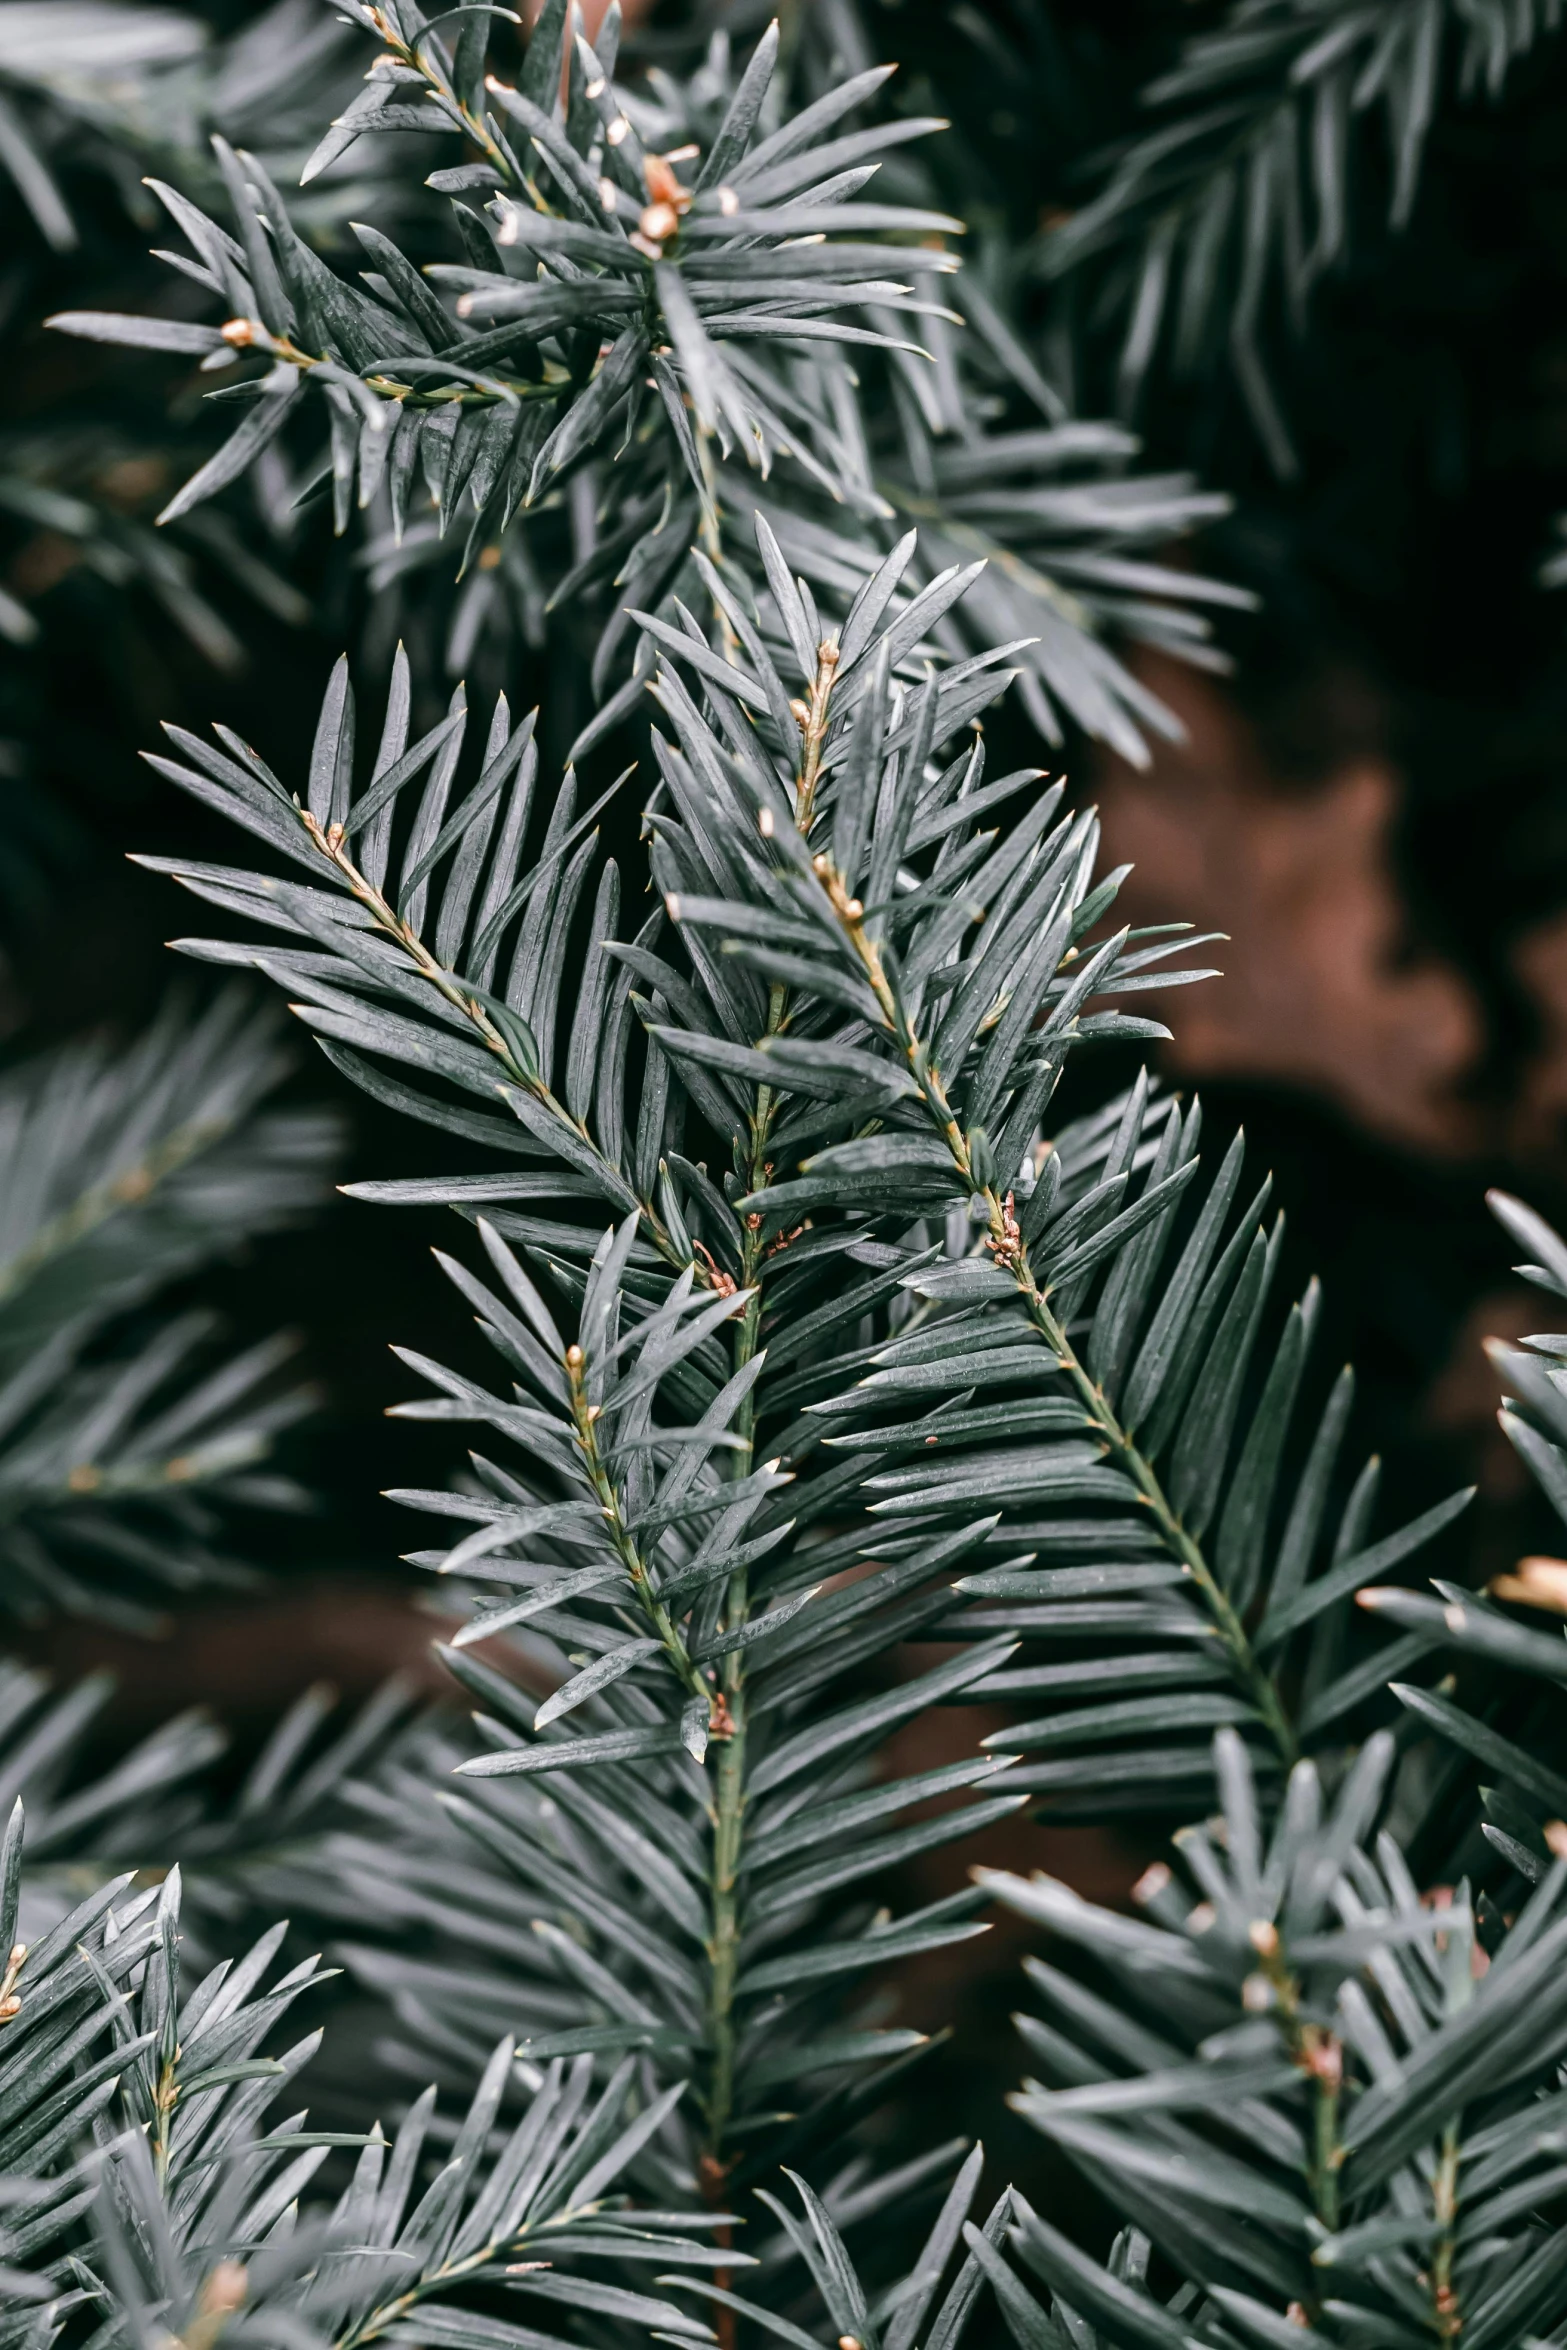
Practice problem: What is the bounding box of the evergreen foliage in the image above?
[5,4,1567,2350]
[0,989,335,1627]
[1028,0,1565,475]
[44,0,1244,759]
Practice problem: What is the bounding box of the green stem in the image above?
[563,1344,712,1712]
[333,2210,601,2350]
[701,646,839,2173]
[794,644,839,832]
[1430,2123,1462,2340]
[704,1717,745,2172]
[1251,1926,1342,2243]
[702,996,786,2173]
[153,2060,177,2188]
[1311,2072,1341,2235]
[1021,1276,1298,1769]
[369,7,520,187]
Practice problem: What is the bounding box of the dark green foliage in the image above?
[0,989,336,1626]
[134,491,1479,2334]
[0,1659,428,1961]
[45,0,1243,760]
[6,5,1567,2348]
[1033,0,1563,475]
[1360,1192,1567,1886]
[0,1800,747,2350]
[986,1729,1567,2344]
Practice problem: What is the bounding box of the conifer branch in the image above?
[810,834,1302,1771]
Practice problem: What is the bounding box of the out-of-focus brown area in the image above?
[1511,915,1567,1150]
[15,1572,454,1733]
[1098,652,1487,1156]
[1098,651,1567,1176]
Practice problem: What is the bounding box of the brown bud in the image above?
[1304,2032,1343,2092]
[202,2262,248,2319]
[638,201,679,243]
[1131,1861,1170,1906]
[221,318,255,347]
[1492,1554,1567,1614]
[643,152,688,210]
